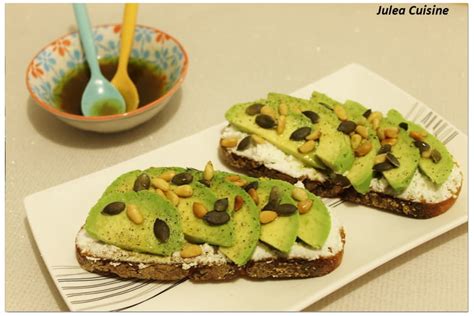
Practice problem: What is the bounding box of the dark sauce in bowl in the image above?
[53,58,167,116]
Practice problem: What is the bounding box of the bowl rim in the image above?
[25,23,189,122]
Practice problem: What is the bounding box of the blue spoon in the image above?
[73,4,125,116]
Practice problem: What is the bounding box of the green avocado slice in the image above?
[386,109,454,185]
[85,191,184,256]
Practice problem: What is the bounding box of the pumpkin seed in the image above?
[237,136,252,151]
[102,201,126,215]
[363,109,372,118]
[302,110,319,124]
[171,172,193,185]
[290,127,312,140]
[386,152,400,167]
[214,198,229,212]
[413,140,431,153]
[245,103,263,115]
[244,181,259,192]
[198,179,211,187]
[133,173,150,192]
[260,211,278,224]
[377,144,392,154]
[255,114,275,129]
[204,211,230,226]
[337,121,357,134]
[263,187,281,210]
[399,122,408,130]
[431,149,442,163]
[234,195,244,211]
[373,162,395,172]
[153,219,170,243]
[275,203,298,216]
[180,244,202,258]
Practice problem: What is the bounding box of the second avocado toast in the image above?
[76,163,345,281]
[220,91,462,218]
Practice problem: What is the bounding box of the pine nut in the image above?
[297,199,313,214]
[306,130,321,141]
[410,131,426,141]
[193,202,208,218]
[155,188,166,198]
[251,134,266,144]
[279,103,288,116]
[421,148,432,158]
[277,115,286,135]
[351,134,362,150]
[292,188,308,202]
[381,138,397,146]
[151,178,170,191]
[355,125,369,139]
[260,211,278,224]
[248,188,259,205]
[368,111,383,123]
[298,140,316,154]
[355,140,373,157]
[220,137,239,148]
[374,154,387,164]
[165,190,180,206]
[334,104,348,121]
[175,185,193,197]
[126,204,143,224]
[377,128,386,141]
[203,161,214,181]
[232,179,248,187]
[260,105,275,118]
[356,117,368,126]
[180,244,202,258]
[371,118,380,130]
[159,170,176,182]
[227,175,241,182]
[234,195,244,211]
[384,127,399,138]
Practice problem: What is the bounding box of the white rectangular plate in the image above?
[25,63,467,311]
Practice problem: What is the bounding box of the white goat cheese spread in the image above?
[370,164,462,203]
[221,125,327,182]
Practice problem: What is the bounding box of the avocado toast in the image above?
[76,163,345,281]
[220,92,462,218]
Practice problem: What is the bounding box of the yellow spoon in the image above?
[112,3,139,112]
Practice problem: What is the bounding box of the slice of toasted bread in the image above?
[220,140,462,219]
[76,225,345,281]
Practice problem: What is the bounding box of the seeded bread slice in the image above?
[75,227,345,281]
[220,144,462,219]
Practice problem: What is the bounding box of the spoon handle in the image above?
[117,4,139,73]
[73,4,101,76]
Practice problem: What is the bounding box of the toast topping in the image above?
[102,201,126,215]
[126,204,144,224]
[204,210,231,226]
[133,173,151,191]
[260,210,278,224]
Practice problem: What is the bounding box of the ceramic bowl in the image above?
[26,24,188,133]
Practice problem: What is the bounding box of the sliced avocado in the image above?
[254,178,299,253]
[225,98,325,168]
[386,109,454,185]
[206,171,261,266]
[102,170,143,196]
[85,191,184,256]
[144,167,235,247]
[343,100,380,194]
[295,190,332,248]
[380,117,420,193]
[267,93,354,173]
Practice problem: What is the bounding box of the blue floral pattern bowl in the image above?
[26,24,189,133]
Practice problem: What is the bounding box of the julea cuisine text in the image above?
[376,4,449,16]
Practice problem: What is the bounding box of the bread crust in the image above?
[76,229,345,281]
[220,144,460,219]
